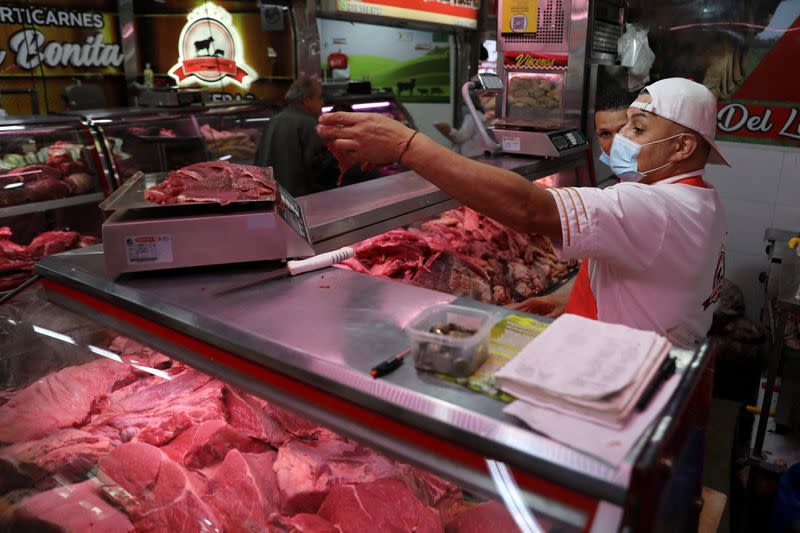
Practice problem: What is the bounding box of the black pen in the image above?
[635,356,676,412]
[370,348,411,379]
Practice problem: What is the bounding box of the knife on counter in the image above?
[214,246,354,295]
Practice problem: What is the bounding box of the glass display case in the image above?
[506,72,565,123]
[0,284,579,533]
[0,116,106,294]
[77,103,280,188]
[194,102,280,164]
[82,107,209,187]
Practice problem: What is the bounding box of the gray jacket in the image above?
[255,104,338,197]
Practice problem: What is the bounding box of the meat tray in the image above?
[100,171,315,277]
[100,171,275,214]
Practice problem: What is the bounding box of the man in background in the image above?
[594,87,636,175]
[256,77,339,197]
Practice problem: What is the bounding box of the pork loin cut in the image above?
[317,478,444,533]
[144,161,276,205]
[11,480,133,533]
[98,442,222,533]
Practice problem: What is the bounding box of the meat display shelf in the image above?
[36,244,713,531]
[0,192,104,219]
[301,151,590,252]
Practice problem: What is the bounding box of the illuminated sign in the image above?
[335,0,479,29]
[503,52,568,69]
[169,2,257,90]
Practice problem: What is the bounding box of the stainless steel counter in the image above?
[300,152,588,252]
[36,244,707,529]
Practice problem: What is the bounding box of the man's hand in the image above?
[434,122,452,136]
[318,112,415,166]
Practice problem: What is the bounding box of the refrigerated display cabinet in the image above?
[0,115,106,293]
[73,102,281,188]
[28,154,712,531]
[0,284,581,532]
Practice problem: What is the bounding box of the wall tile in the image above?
[705,142,782,204]
[775,151,800,208]
[717,195,776,255]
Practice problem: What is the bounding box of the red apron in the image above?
[563,176,710,320]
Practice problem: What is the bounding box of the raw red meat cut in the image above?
[445,501,521,533]
[11,479,134,533]
[145,161,277,205]
[274,434,399,514]
[0,429,112,492]
[225,387,322,446]
[24,176,72,202]
[398,464,466,523]
[162,419,270,468]
[317,477,444,533]
[98,442,222,532]
[339,229,433,280]
[88,368,226,447]
[339,207,576,307]
[0,226,99,290]
[2,164,62,184]
[269,512,341,533]
[204,450,282,530]
[0,357,139,443]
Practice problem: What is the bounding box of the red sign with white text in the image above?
[503,52,568,69]
[715,12,800,146]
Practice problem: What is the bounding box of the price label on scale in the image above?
[125,235,174,265]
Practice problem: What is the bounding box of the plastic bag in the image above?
[618,24,655,91]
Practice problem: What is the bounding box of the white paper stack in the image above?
[495,314,672,429]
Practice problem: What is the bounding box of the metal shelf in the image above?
[0,193,104,219]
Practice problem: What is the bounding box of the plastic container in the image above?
[406,304,494,378]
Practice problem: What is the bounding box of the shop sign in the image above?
[501,0,538,34]
[335,0,479,29]
[503,52,567,69]
[169,2,257,90]
[717,103,800,145]
[0,4,123,73]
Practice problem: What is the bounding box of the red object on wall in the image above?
[733,15,800,103]
[328,51,348,70]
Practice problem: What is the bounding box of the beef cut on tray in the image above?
[144,161,277,205]
[0,336,526,532]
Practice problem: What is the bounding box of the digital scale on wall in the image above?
[465,0,590,158]
[99,172,315,277]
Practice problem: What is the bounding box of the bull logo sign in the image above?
[169,2,256,89]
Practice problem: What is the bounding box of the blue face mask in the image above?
[599,149,610,166]
[609,133,685,182]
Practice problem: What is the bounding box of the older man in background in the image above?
[256,77,339,197]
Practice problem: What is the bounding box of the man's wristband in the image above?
[398,131,419,164]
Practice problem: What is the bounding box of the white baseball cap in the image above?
[630,78,730,166]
